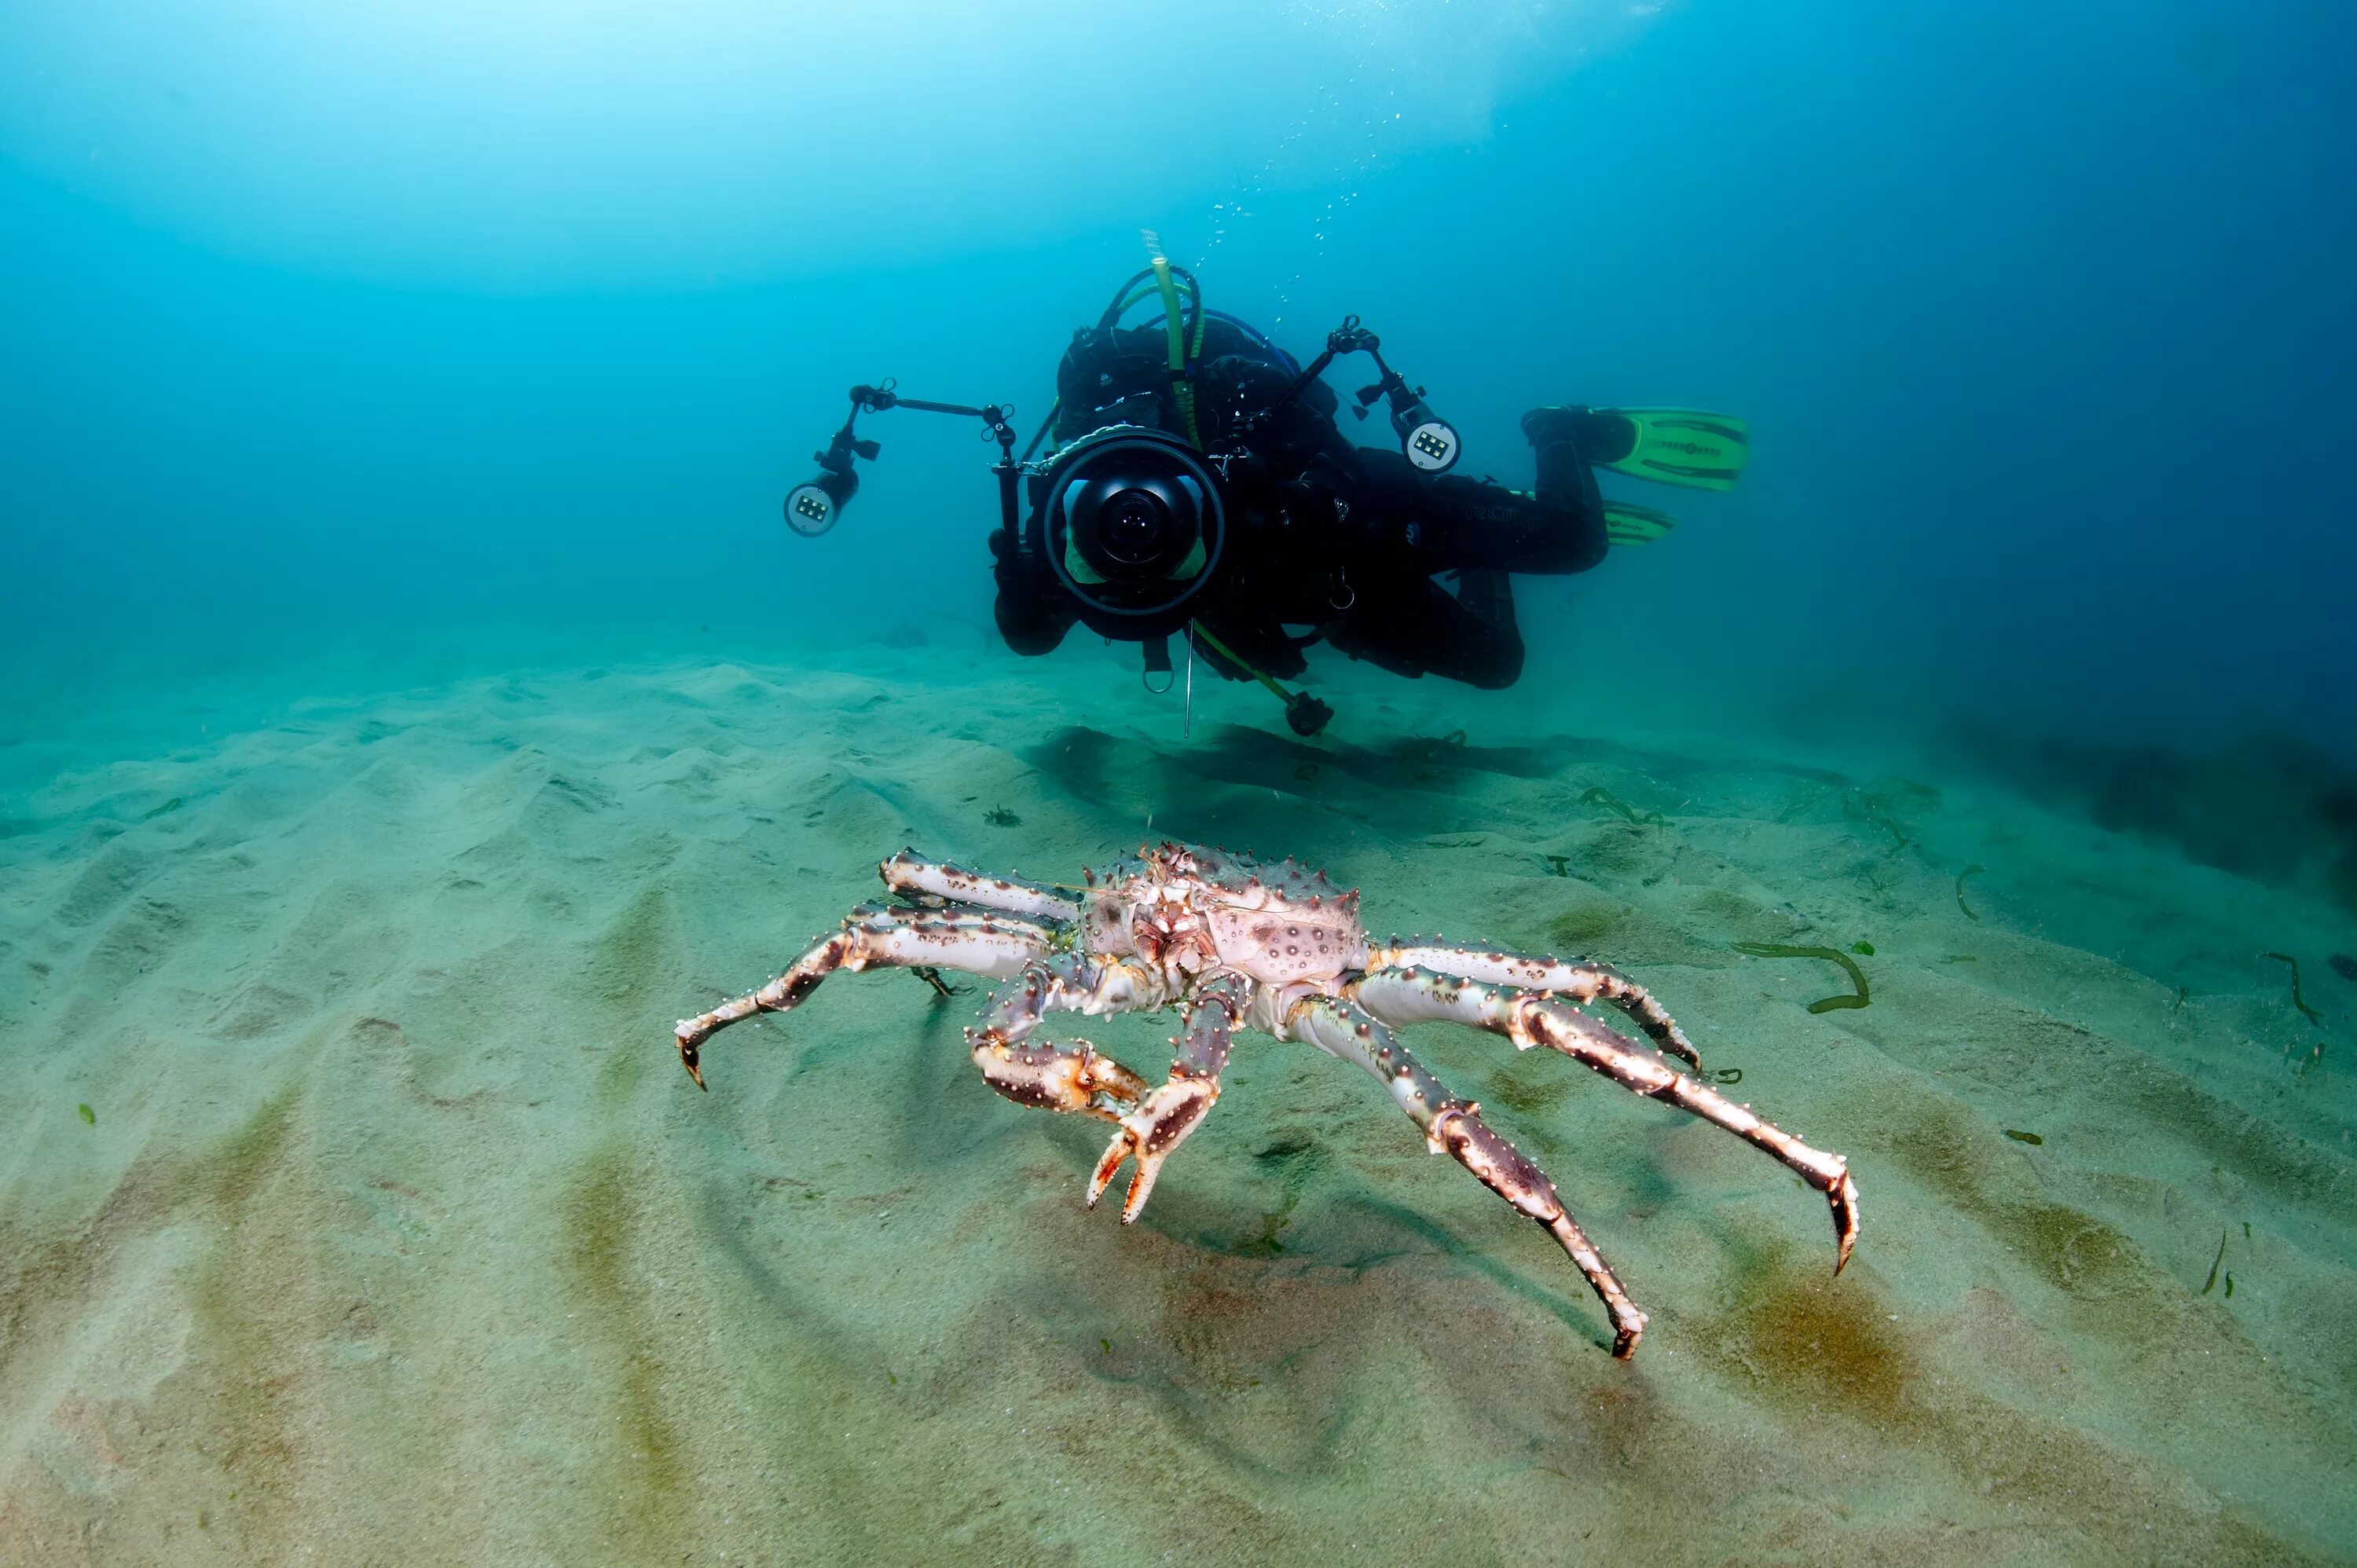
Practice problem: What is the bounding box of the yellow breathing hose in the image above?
[1144,251,1204,449]
[1188,622,1293,702]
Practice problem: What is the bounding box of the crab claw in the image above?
[1087,1076,1219,1222]
[1830,1165,1860,1274]
[676,1025,709,1090]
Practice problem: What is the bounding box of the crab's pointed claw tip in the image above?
[1611,1327,1641,1359]
[1830,1169,1860,1274]
[1087,1141,1125,1210]
[1119,1163,1161,1225]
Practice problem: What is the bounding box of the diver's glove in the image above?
[988,529,1073,657]
[988,526,1036,584]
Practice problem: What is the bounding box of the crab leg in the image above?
[1351,965,1860,1274]
[1284,992,1651,1357]
[1089,973,1242,1222]
[881,850,1083,921]
[673,905,1057,1088]
[1366,940,1703,1070]
[966,954,1162,1127]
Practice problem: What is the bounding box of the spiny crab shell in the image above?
[1079,842,1364,987]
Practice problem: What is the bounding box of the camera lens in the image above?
[1101,488,1169,562]
[1037,427,1226,629]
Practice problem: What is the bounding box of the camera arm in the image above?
[1260,316,1462,474]
[783,380,1021,538]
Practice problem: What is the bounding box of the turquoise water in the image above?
[4,4,2355,1563]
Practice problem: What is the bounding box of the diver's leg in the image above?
[1283,992,1649,1356]
[1453,568,1517,634]
[1346,429,1607,576]
[1327,575,1525,691]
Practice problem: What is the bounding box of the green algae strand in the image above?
[1732,943,1870,1012]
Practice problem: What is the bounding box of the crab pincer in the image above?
[1088,1075,1222,1222]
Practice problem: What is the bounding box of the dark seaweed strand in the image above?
[2201,1228,2227,1295]
[1956,864,1985,921]
[1581,786,1665,827]
[1732,943,1871,1012]
[2263,952,2325,1025]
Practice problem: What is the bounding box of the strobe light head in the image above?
[783,468,857,537]
[1402,416,1461,474]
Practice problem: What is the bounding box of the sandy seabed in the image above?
[2,649,2353,1566]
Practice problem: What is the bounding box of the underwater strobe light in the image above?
[1402,415,1461,474]
[1377,379,1460,474]
[785,416,878,538]
[784,468,856,537]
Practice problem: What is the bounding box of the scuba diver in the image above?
[783,247,1747,734]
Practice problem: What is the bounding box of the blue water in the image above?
[5,2,2351,750]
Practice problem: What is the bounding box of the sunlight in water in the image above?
[0,0,1651,288]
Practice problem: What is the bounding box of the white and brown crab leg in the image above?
[673,904,1058,1088]
[964,954,1163,1128]
[1365,941,1705,1070]
[1284,992,1652,1357]
[1350,965,1860,1275]
[880,850,1083,921]
[1089,973,1243,1222]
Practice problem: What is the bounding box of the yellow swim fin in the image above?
[1592,408,1750,491]
[1603,500,1678,547]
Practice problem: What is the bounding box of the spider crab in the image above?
[673,843,1858,1357]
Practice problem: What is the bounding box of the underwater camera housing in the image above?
[1030,426,1226,642]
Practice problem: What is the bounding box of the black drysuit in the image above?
[990,339,1608,691]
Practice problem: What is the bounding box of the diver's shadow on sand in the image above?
[1027,722,1596,855]
[1031,722,1577,803]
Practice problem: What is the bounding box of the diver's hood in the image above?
[1029,425,1227,642]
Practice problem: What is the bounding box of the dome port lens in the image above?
[1102,488,1171,562]
[1036,427,1228,636]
